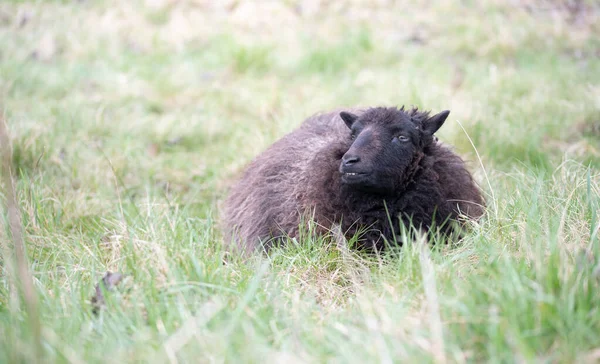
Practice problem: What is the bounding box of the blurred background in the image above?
[2,0,598,211]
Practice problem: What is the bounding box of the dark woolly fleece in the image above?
[221,106,485,253]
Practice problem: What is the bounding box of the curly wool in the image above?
[221,107,485,253]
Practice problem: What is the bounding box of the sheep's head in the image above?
[338,107,449,194]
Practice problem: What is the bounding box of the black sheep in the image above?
[221,106,485,253]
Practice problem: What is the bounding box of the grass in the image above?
[1,0,600,362]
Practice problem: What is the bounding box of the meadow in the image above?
[1,0,600,362]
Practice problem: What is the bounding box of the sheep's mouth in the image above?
[341,171,370,184]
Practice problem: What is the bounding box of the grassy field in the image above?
[1,0,600,362]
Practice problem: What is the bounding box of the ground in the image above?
[1,0,600,362]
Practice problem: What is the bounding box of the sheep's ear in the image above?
[422,110,450,135]
[340,112,359,129]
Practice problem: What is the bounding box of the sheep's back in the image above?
[222,110,355,252]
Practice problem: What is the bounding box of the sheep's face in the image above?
[338,107,449,194]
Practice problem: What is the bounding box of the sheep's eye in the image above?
[350,133,357,141]
[395,135,409,142]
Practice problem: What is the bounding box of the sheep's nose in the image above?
[342,155,360,166]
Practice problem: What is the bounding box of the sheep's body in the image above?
[222,107,485,253]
